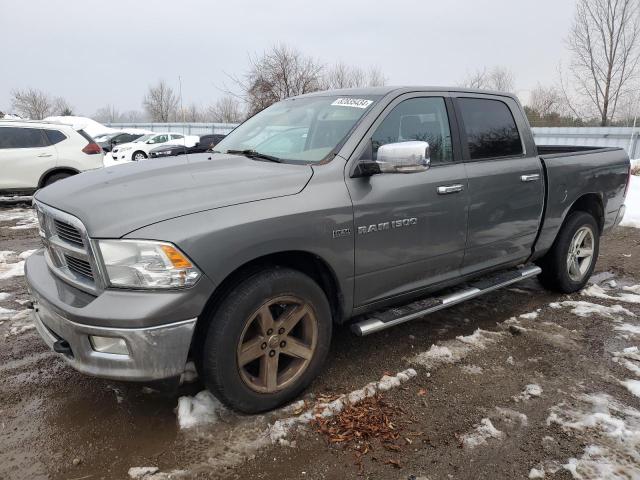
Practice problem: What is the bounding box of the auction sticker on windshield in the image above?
[331,98,373,108]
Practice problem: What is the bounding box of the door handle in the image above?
[437,184,464,195]
[37,153,53,158]
[520,174,540,182]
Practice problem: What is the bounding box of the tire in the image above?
[43,171,74,187]
[200,268,332,413]
[537,211,600,293]
[132,151,147,161]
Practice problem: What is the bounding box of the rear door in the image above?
[0,126,57,190]
[346,93,468,307]
[454,95,543,274]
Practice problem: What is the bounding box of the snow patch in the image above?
[128,467,159,478]
[177,390,228,429]
[0,292,11,302]
[621,175,640,228]
[513,384,543,402]
[528,467,545,479]
[495,407,528,427]
[581,284,640,304]
[547,392,640,479]
[549,301,635,320]
[520,310,540,320]
[411,328,504,369]
[459,418,504,448]
[615,323,640,335]
[18,249,37,260]
[621,379,640,397]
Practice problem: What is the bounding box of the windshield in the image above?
[134,134,153,143]
[214,95,380,163]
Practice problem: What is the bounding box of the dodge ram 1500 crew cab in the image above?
[26,87,631,413]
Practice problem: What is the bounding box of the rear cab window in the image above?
[0,127,50,149]
[457,97,523,160]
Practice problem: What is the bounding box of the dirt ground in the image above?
[1,203,640,480]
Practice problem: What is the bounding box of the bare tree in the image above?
[460,66,515,92]
[94,105,121,123]
[527,84,563,117]
[566,0,640,125]
[366,66,387,87]
[322,63,387,89]
[323,62,366,89]
[229,44,324,116]
[180,103,204,122]
[52,97,74,116]
[11,88,53,119]
[143,80,179,122]
[207,96,244,123]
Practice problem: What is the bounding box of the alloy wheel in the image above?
[236,295,318,393]
[567,226,595,282]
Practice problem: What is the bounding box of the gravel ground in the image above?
[1,203,639,480]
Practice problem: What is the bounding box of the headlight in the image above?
[120,146,132,151]
[98,240,201,289]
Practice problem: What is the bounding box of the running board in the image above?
[351,265,541,336]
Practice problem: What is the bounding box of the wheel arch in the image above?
[192,250,345,355]
[566,192,604,233]
[38,167,80,188]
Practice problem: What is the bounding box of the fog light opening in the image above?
[89,335,129,355]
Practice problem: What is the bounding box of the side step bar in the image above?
[351,265,541,336]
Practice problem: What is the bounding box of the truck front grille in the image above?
[35,201,100,293]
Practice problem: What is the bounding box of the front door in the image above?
[346,94,469,307]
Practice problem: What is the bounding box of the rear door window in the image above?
[457,98,523,160]
[0,127,49,149]
[44,129,66,145]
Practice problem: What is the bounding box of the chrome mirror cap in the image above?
[376,141,430,173]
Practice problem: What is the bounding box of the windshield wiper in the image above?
[226,149,282,163]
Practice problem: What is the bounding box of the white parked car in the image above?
[0,120,104,194]
[109,132,199,164]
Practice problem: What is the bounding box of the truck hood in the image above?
[35,153,314,238]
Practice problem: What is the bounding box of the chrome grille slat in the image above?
[54,219,83,246]
[64,255,94,279]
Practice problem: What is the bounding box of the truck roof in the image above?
[296,86,519,101]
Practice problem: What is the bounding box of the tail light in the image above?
[82,142,102,155]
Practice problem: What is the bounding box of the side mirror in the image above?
[355,141,430,176]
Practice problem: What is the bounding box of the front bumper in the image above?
[26,251,203,381]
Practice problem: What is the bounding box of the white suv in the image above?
[0,120,104,194]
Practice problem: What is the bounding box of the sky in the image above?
[0,0,577,116]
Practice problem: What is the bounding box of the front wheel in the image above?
[132,151,147,161]
[200,268,332,413]
[537,211,600,293]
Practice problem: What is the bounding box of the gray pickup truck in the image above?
[26,87,631,412]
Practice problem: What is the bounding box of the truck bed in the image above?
[533,146,629,259]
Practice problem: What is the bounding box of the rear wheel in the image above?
[200,268,332,413]
[537,211,599,293]
[43,171,74,187]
